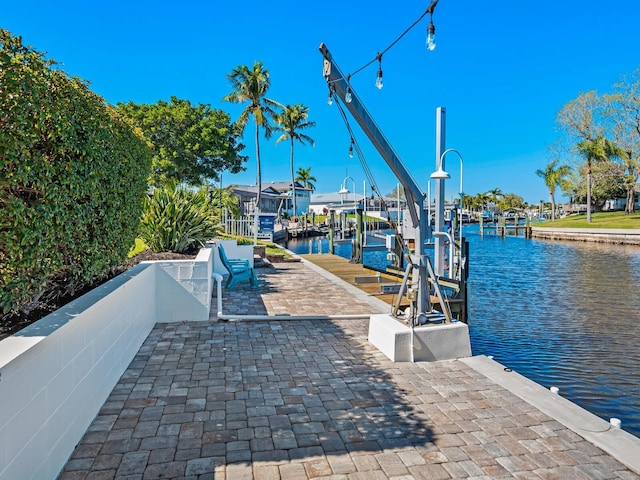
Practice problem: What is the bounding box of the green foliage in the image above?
[296,167,317,191]
[274,104,315,217]
[568,161,627,206]
[138,185,218,253]
[535,159,571,220]
[556,71,640,214]
[116,97,247,187]
[209,185,241,220]
[128,238,150,258]
[0,29,152,317]
[223,61,279,209]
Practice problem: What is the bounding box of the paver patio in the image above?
[58,261,639,479]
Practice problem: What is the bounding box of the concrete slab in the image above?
[368,314,472,362]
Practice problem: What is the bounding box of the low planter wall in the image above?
[531,227,640,245]
[0,247,213,480]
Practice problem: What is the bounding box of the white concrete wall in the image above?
[0,246,215,480]
[0,263,157,480]
[151,246,214,322]
[531,227,640,245]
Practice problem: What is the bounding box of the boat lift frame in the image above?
[320,43,438,322]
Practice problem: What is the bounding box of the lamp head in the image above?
[430,167,450,180]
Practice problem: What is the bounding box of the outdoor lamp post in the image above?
[431,148,464,274]
[338,175,357,210]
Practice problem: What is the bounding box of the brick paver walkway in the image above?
[58,261,639,479]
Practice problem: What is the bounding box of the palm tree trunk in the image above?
[626,187,635,214]
[550,191,556,222]
[586,162,592,223]
[254,122,261,245]
[290,139,296,222]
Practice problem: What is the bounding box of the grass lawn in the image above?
[536,211,640,229]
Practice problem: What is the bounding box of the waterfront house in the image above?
[266,180,312,216]
[229,184,286,216]
[603,184,640,211]
[230,181,312,217]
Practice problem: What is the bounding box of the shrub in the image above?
[0,30,152,317]
[138,185,218,253]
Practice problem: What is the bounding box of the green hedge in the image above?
[0,30,152,317]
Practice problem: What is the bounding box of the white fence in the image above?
[225,215,274,241]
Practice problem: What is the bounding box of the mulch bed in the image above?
[0,250,196,342]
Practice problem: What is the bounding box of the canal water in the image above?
[284,226,640,438]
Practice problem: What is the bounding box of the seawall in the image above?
[531,227,640,245]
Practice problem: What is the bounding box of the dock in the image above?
[299,253,467,319]
[299,254,409,307]
[480,216,533,238]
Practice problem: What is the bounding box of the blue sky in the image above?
[4,0,640,204]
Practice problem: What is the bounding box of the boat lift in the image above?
[320,43,461,325]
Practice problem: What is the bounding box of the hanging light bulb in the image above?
[375,54,383,90]
[345,75,352,103]
[327,89,333,106]
[426,18,436,51]
[348,142,354,158]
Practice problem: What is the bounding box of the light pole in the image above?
[363,180,367,245]
[430,148,464,275]
[338,175,357,211]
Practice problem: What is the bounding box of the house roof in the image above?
[265,180,308,191]
[310,192,399,204]
[231,184,288,199]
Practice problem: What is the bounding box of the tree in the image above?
[568,161,626,208]
[208,186,241,220]
[116,97,247,187]
[498,193,525,211]
[605,69,640,213]
[273,104,315,218]
[471,192,490,213]
[296,167,317,192]
[486,188,503,211]
[387,185,406,202]
[577,135,622,221]
[465,194,486,214]
[223,61,279,243]
[535,159,571,221]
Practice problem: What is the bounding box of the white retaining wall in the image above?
[531,227,640,245]
[0,246,214,480]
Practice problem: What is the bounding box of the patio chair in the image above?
[217,244,257,290]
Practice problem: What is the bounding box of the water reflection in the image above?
[285,228,640,437]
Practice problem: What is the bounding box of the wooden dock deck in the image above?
[299,253,467,320]
[299,254,410,307]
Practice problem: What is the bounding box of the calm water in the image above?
[285,227,640,437]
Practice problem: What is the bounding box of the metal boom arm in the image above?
[320,43,432,318]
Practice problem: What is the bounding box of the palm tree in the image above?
[577,135,621,222]
[296,167,317,192]
[208,186,241,220]
[273,104,315,219]
[535,160,571,221]
[223,61,278,242]
[486,188,503,213]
